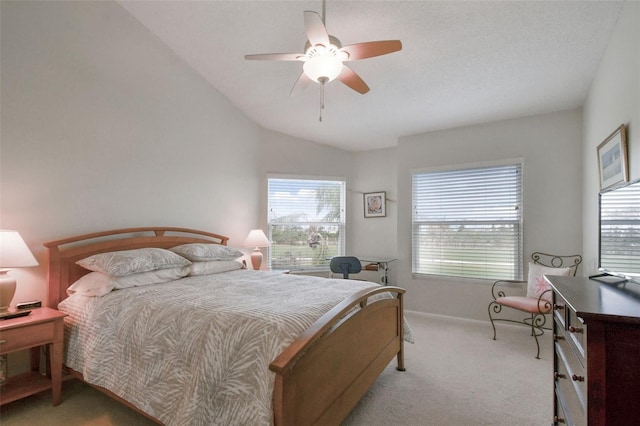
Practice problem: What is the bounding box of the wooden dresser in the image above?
[546,276,640,425]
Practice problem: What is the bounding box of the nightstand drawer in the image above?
[0,321,55,354]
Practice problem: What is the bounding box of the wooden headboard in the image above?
[44,227,229,308]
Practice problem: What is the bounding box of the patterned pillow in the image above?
[189,260,245,276]
[67,267,191,297]
[170,243,243,262]
[113,266,190,289]
[76,248,191,277]
[526,262,572,301]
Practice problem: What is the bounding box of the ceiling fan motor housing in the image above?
[303,35,345,83]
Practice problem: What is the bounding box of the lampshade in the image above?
[243,229,271,248]
[0,230,39,268]
[0,230,38,311]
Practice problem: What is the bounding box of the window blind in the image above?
[600,181,640,276]
[412,163,523,280]
[267,177,345,270]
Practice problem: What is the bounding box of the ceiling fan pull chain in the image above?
[319,79,326,122]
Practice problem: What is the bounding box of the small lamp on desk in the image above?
[243,229,270,270]
[0,230,39,311]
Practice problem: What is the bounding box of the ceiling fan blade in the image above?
[339,40,402,61]
[290,72,313,96]
[337,65,370,94]
[245,53,305,61]
[304,11,330,47]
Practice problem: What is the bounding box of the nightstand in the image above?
[0,307,67,406]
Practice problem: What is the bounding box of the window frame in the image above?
[411,160,524,281]
[266,174,346,271]
[599,178,640,280]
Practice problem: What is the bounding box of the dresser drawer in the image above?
[555,341,586,424]
[566,308,586,359]
[0,321,55,354]
[554,389,573,426]
[553,293,567,330]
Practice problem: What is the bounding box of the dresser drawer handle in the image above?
[553,334,565,342]
[554,415,566,424]
[0,339,6,345]
[572,374,585,382]
[568,326,583,334]
[554,372,566,380]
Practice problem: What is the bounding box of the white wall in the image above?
[349,148,399,284]
[256,126,356,235]
[582,1,640,274]
[395,109,583,320]
[1,1,259,307]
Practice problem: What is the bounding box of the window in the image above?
[267,176,346,270]
[412,162,523,280]
[599,179,640,278]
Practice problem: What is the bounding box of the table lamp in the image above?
[243,229,270,270]
[0,230,39,311]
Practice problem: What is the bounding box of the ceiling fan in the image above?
[245,1,402,100]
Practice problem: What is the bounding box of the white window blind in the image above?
[599,180,640,277]
[268,177,345,270]
[412,163,523,280]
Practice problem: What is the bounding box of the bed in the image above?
[45,227,408,425]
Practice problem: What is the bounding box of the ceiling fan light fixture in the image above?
[303,47,343,83]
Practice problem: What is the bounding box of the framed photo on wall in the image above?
[597,124,628,190]
[364,191,386,218]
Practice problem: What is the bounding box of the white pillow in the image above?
[67,267,191,297]
[67,272,115,297]
[77,248,191,277]
[189,260,245,276]
[170,243,243,262]
[526,262,572,301]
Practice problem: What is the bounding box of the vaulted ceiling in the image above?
[119,1,624,151]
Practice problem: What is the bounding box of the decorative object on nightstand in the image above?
[243,229,271,270]
[0,230,39,312]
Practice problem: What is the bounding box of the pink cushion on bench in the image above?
[496,296,552,314]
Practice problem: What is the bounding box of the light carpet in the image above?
[0,311,552,425]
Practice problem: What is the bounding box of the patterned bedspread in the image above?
[58,270,410,425]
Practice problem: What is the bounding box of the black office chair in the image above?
[330,256,362,279]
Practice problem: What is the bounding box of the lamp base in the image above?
[0,270,17,312]
[250,248,263,270]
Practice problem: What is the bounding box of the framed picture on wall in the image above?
[364,191,386,218]
[597,124,628,190]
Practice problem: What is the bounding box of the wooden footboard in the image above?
[270,286,405,426]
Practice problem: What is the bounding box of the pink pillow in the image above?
[526,262,571,302]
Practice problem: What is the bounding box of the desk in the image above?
[355,256,396,285]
